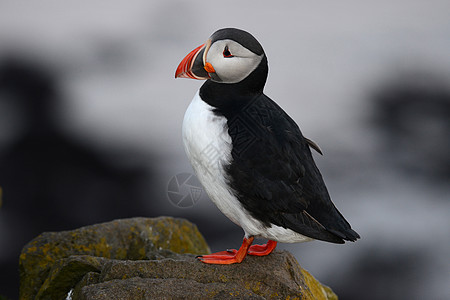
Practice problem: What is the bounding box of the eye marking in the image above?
[223,46,233,58]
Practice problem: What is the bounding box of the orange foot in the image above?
[248,240,277,256]
[197,237,277,264]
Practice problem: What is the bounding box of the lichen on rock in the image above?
[19,217,210,300]
[19,216,337,300]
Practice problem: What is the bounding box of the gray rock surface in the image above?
[75,251,337,300]
[19,217,337,300]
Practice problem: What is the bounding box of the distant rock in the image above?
[371,71,450,182]
[19,217,337,300]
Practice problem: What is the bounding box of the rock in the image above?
[80,277,263,300]
[76,251,337,300]
[35,255,107,300]
[19,217,210,300]
[19,217,337,300]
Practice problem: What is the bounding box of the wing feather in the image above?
[225,94,359,243]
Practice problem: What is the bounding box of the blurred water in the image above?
[1,1,450,299]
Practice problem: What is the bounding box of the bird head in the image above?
[175,28,266,85]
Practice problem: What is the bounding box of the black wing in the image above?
[224,94,359,243]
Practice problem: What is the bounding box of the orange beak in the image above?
[175,40,215,80]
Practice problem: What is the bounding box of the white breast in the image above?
[182,91,313,243]
[182,91,242,226]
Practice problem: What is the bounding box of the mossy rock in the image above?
[19,216,338,299]
[19,217,210,300]
[75,251,337,300]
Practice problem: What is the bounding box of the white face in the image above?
[205,39,263,84]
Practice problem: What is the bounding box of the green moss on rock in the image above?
[300,269,338,300]
[19,217,210,300]
[19,216,338,300]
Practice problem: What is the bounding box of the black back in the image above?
[199,46,359,243]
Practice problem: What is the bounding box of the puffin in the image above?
[175,28,360,264]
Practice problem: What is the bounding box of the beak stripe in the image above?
[175,44,205,79]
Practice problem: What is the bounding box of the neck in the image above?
[199,55,268,113]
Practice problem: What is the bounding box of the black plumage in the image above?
[199,41,359,243]
[177,28,360,265]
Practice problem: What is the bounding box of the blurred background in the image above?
[1,1,449,299]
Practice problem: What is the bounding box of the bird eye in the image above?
[223,46,233,58]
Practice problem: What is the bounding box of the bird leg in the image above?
[248,240,277,256]
[222,240,277,256]
[197,237,254,264]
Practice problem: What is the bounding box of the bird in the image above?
[175,28,360,264]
